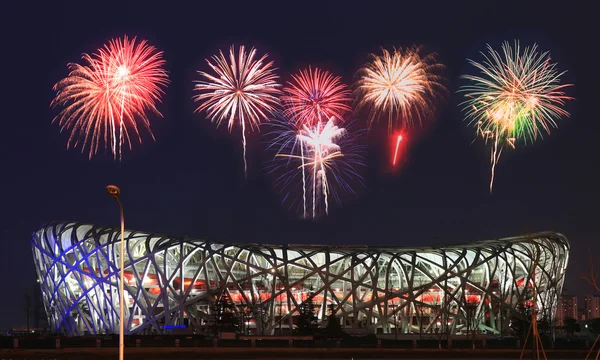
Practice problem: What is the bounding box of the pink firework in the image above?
[282,67,352,126]
[193,45,282,175]
[52,35,169,160]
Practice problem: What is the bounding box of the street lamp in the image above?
[106,185,125,360]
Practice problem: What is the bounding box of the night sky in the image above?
[0,1,594,330]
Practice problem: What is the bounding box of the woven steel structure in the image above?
[31,222,569,336]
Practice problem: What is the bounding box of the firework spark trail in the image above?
[280,67,352,215]
[355,46,446,132]
[267,116,365,220]
[459,41,574,192]
[295,120,346,219]
[312,140,318,219]
[282,67,352,126]
[296,119,345,219]
[51,36,169,160]
[300,141,307,218]
[392,134,403,166]
[194,45,282,176]
[118,91,126,158]
[487,128,502,194]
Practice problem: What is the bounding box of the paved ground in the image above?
[0,348,596,360]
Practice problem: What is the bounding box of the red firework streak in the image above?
[392,134,404,166]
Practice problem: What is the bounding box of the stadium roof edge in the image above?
[31,220,570,252]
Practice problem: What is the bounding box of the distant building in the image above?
[33,278,48,329]
[584,295,600,320]
[556,293,578,326]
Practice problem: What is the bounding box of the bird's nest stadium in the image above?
[31,222,570,336]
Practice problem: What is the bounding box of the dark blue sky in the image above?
[0,0,594,330]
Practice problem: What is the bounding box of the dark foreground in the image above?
[0,348,596,360]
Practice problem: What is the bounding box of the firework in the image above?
[392,134,403,166]
[267,115,365,220]
[52,36,169,160]
[355,46,446,132]
[459,41,573,192]
[194,45,282,175]
[282,67,351,126]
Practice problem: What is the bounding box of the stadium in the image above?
[31,222,570,336]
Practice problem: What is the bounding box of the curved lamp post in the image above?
[106,185,125,360]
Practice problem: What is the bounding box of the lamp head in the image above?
[106,185,121,199]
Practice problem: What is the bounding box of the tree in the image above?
[582,254,600,293]
[536,317,551,337]
[563,317,580,336]
[326,305,342,339]
[23,292,32,333]
[536,303,554,340]
[590,318,600,335]
[208,292,240,337]
[582,253,600,360]
[430,288,452,348]
[412,279,427,339]
[510,290,533,344]
[463,300,479,349]
[490,291,506,337]
[296,293,317,336]
[461,282,481,350]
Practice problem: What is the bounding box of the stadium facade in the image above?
[31,222,570,336]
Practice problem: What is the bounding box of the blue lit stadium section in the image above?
[31,222,570,336]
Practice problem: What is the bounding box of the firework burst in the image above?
[193,45,282,175]
[267,114,365,220]
[282,67,351,126]
[51,36,169,160]
[460,41,573,193]
[355,46,446,132]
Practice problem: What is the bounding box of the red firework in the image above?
[52,35,169,160]
[282,67,351,126]
[392,134,403,166]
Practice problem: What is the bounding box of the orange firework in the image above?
[355,46,446,132]
[52,36,169,160]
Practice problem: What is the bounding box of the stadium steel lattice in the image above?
[31,222,570,336]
